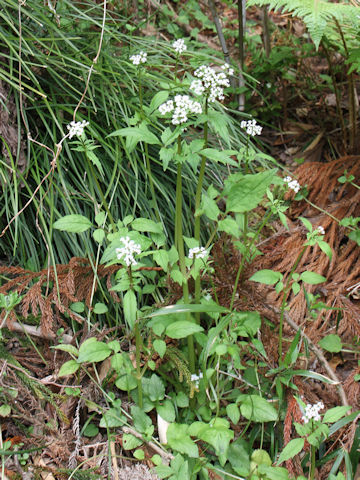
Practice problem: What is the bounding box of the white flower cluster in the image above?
[317,226,325,235]
[190,64,233,103]
[158,95,202,125]
[188,246,208,259]
[130,51,147,65]
[241,119,262,136]
[67,120,89,139]
[283,176,301,194]
[172,38,186,54]
[191,372,203,388]
[116,236,141,267]
[302,401,324,424]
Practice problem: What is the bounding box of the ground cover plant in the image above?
[0,0,359,479]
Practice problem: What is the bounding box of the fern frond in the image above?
[246,0,359,49]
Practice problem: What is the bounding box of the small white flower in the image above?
[283,176,301,193]
[241,119,262,136]
[172,38,187,54]
[317,226,325,235]
[190,64,231,103]
[191,372,203,388]
[116,236,141,267]
[130,51,147,66]
[188,246,208,259]
[302,401,324,424]
[67,120,89,139]
[159,95,202,125]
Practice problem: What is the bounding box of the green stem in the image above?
[230,209,273,311]
[135,321,143,409]
[194,100,209,316]
[278,247,306,363]
[175,139,195,373]
[308,444,316,480]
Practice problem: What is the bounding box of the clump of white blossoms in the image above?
[116,236,141,267]
[67,120,89,139]
[190,64,233,103]
[158,95,202,125]
[302,401,324,424]
[191,372,203,388]
[130,51,147,66]
[317,226,325,235]
[283,176,301,194]
[241,119,263,136]
[188,246,208,259]
[172,38,186,54]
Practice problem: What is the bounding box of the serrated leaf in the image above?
[107,123,161,146]
[166,423,198,458]
[53,215,92,233]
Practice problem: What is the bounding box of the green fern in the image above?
[246,0,359,49]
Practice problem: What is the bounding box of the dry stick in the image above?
[9,321,73,344]
[110,440,119,480]
[208,0,232,67]
[267,305,349,407]
[237,0,246,111]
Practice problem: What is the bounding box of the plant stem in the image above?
[175,138,195,373]
[309,444,316,480]
[230,209,273,311]
[135,320,143,409]
[194,100,209,316]
[278,247,306,363]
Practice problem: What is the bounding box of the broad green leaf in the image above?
[250,269,283,285]
[110,353,124,371]
[226,170,277,213]
[70,301,85,313]
[131,218,162,233]
[277,438,304,464]
[227,438,250,476]
[53,214,92,233]
[58,360,80,377]
[155,464,173,479]
[133,449,145,460]
[153,250,169,271]
[77,338,112,363]
[100,408,126,428]
[0,405,11,417]
[93,302,108,314]
[131,405,153,435]
[115,373,137,391]
[318,334,342,353]
[123,290,137,330]
[323,406,351,423]
[218,217,240,236]
[226,403,240,425]
[153,339,166,358]
[200,148,238,166]
[52,344,79,357]
[107,123,161,146]
[318,240,332,260]
[239,395,278,422]
[348,229,360,246]
[143,374,165,402]
[166,423,198,458]
[300,271,327,284]
[93,228,105,243]
[149,91,169,112]
[165,321,204,339]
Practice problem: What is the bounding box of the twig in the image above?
[122,426,174,464]
[9,321,73,344]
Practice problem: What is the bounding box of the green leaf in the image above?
[122,433,143,450]
[108,123,161,147]
[144,303,228,318]
[153,339,166,358]
[133,449,145,460]
[70,301,85,313]
[93,302,108,314]
[131,405,153,435]
[166,423,199,458]
[115,373,137,391]
[318,334,342,353]
[239,395,278,422]
[300,216,313,232]
[93,228,105,244]
[143,374,165,402]
[83,423,99,437]
[123,290,137,330]
[300,271,327,284]
[218,217,240,236]
[323,406,351,423]
[100,408,126,428]
[52,344,79,357]
[227,439,250,476]
[53,214,92,233]
[110,353,124,371]
[0,405,11,417]
[277,438,305,464]
[77,338,112,363]
[226,403,240,425]
[59,360,80,377]
[226,170,277,213]
[155,464,173,479]
[149,91,169,112]
[153,250,169,271]
[157,399,176,423]
[131,218,162,233]
[250,269,283,285]
[318,240,332,260]
[200,148,238,167]
[348,229,360,246]
[165,321,204,339]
